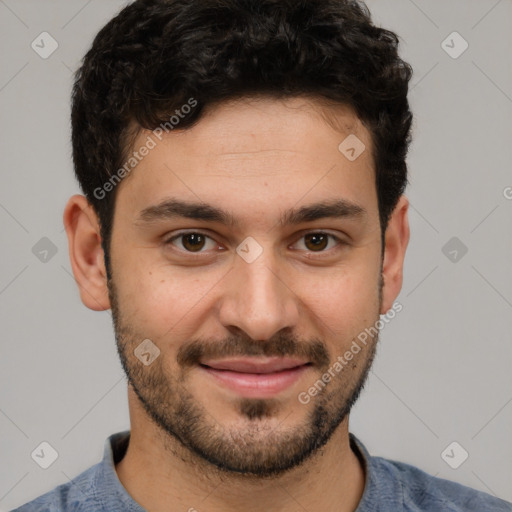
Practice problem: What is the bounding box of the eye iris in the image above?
[182,233,205,252]
[305,233,328,251]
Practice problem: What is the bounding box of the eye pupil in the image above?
[182,233,205,252]
[305,233,328,251]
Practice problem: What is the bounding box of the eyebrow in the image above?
[136,197,366,228]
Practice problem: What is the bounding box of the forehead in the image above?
[115,96,378,226]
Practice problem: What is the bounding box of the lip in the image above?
[200,357,310,373]
[199,357,311,398]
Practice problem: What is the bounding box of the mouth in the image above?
[198,357,313,398]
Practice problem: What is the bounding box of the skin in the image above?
[64,96,409,512]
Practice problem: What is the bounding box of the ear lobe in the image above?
[63,194,111,311]
[380,195,410,314]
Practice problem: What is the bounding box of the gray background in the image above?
[1,0,511,509]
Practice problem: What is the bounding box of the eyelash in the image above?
[163,230,345,257]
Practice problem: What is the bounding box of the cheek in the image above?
[116,260,225,338]
[295,261,381,335]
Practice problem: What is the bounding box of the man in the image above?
[12,0,512,510]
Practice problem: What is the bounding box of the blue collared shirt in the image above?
[11,430,512,511]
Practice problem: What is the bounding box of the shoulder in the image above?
[372,455,512,512]
[9,463,100,512]
[10,431,133,512]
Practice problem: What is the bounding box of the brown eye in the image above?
[166,232,216,253]
[292,232,343,254]
[181,233,206,252]
[304,233,329,251]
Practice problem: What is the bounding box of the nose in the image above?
[217,246,301,342]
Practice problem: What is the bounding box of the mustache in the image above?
[177,331,330,370]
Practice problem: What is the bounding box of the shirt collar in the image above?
[100,430,394,511]
[350,433,403,510]
[95,430,146,511]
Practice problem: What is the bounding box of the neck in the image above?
[115,388,365,512]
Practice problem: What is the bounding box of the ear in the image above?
[380,195,410,314]
[63,194,110,311]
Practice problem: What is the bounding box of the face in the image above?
[106,96,390,477]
